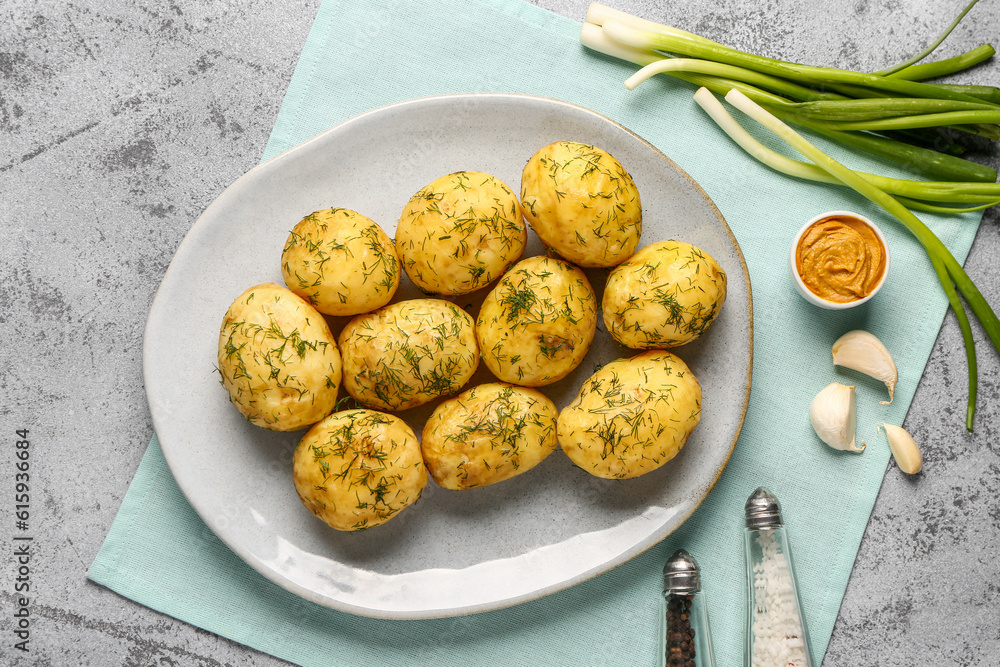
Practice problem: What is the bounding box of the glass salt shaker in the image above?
[661,549,716,667]
[743,487,813,667]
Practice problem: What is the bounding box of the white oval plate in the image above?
[144,93,752,619]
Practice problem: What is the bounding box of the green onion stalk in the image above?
[705,88,999,430]
[875,0,984,76]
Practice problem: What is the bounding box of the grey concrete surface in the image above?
[1,0,998,665]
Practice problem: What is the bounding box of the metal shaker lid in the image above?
[745,487,783,529]
[663,549,701,593]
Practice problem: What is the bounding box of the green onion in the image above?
[623,58,829,107]
[797,111,1000,137]
[585,3,724,49]
[929,252,979,430]
[889,44,996,82]
[789,121,996,182]
[580,22,658,68]
[626,61,1000,126]
[581,2,1000,184]
[692,88,1000,210]
[788,98,1000,122]
[580,28,995,181]
[713,88,1000,430]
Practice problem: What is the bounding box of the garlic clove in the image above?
[831,330,898,405]
[879,422,923,474]
[810,382,866,452]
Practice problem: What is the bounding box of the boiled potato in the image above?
[421,383,558,490]
[477,255,598,387]
[293,409,427,531]
[217,283,342,431]
[280,207,401,316]
[339,298,479,411]
[396,171,527,296]
[557,350,701,479]
[603,240,727,349]
[520,141,641,268]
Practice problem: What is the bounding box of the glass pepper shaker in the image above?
[743,487,813,667]
[661,549,716,667]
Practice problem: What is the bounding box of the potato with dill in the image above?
[603,240,727,350]
[557,350,701,479]
[477,255,598,387]
[395,171,527,296]
[520,140,641,268]
[217,283,342,431]
[421,383,558,490]
[293,409,427,531]
[339,298,479,411]
[280,207,401,317]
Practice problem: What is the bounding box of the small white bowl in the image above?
[789,210,890,310]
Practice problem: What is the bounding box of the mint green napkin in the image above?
[89,0,982,665]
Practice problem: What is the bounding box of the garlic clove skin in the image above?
[831,330,898,405]
[810,382,866,452]
[880,422,922,474]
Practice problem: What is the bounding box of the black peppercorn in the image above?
[662,549,716,666]
[664,592,697,665]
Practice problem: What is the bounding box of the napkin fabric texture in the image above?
[89,0,982,665]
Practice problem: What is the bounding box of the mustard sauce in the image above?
[796,215,886,303]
